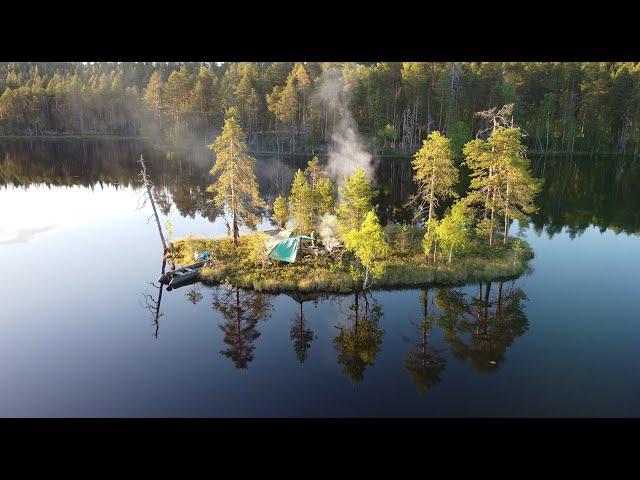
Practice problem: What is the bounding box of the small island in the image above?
[162,107,540,294]
[172,234,533,293]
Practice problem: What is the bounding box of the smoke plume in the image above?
[318,213,340,251]
[315,67,376,188]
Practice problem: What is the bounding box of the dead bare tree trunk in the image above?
[139,154,167,252]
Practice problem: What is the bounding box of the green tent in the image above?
[268,235,314,263]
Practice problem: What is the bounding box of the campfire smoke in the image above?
[315,67,376,189]
[319,213,340,252]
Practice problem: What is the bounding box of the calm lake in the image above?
[1,139,639,417]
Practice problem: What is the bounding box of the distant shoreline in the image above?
[0,134,150,141]
[0,135,635,157]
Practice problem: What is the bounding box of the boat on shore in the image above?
[158,261,208,290]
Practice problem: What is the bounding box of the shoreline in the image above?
[171,235,534,294]
[0,135,635,157]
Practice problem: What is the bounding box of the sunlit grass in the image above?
[172,232,533,293]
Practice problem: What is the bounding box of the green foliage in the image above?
[376,123,396,151]
[207,113,266,245]
[448,121,472,160]
[2,62,640,154]
[411,131,459,224]
[245,231,270,267]
[344,210,390,286]
[437,200,473,262]
[164,219,174,242]
[272,195,289,228]
[304,156,335,227]
[170,233,533,294]
[315,177,335,218]
[422,219,440,258]
[179,235,197,261]
[384,223,423,256]
[289,169,314,234]
[334,314,385,383]
[463,127,543,246]
[336,166,373,235]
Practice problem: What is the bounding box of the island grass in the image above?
[171,233,533,294]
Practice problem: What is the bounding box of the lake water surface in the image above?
[1,140,639,417]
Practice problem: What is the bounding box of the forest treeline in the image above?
[1,62,640,155]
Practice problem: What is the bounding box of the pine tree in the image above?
[336,166,373,235]
[289,169,314,234]
[163,66,194,136]
[491,128,543,245]
[409,131,459,230]
[463,136,501,247]
[267,72,299,152]
[304,156,335,227]
[272,195,289,229]
[464,127,542,247]
[190,66,219,131]
[207,107,266,247]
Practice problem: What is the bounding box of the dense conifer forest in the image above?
[1,62,640,155]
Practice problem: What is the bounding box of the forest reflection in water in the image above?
[142,273,529,391]
[2,140,640,415]
[1,139,639,234]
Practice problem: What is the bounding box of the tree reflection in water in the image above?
[333,291,385,384]
[404,289,446,394]
[436,281,528,372]
[185,284,203,305]
[287,292,318,364]
[212,284,273,369]
[140,258,167,338]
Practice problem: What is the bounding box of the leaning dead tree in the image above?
[140,258,167,338]
[138,154,167,253]
[474,103,516,139]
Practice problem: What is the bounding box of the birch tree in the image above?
[344,210,389,290]
[436,200,472,263]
